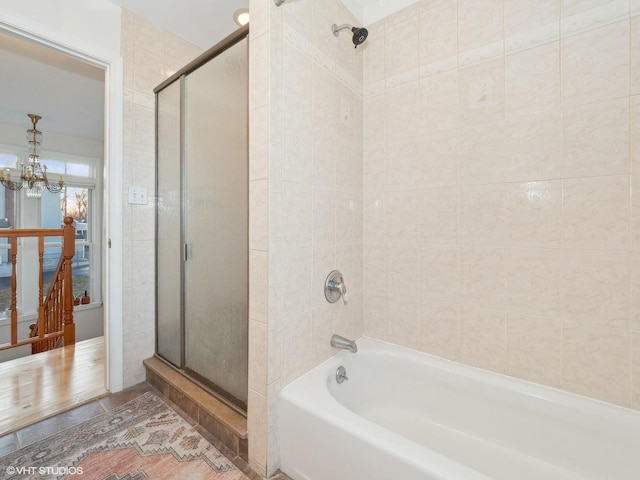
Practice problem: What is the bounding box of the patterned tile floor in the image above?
[0,382,291,480]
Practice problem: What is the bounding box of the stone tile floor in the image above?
[0,382,291,480]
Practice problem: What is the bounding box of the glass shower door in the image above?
[156,80,182,367]
[183,37,249,408]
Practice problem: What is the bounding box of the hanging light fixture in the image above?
[0,114,64,198]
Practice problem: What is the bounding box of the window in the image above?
[0,153,17,169]
[0,150,17,315]
[0,146,101,318]
[41,187,94,302]
[40,156,94,178]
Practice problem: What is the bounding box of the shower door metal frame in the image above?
[154,24,249,415]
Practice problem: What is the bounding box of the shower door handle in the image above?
[184,243,192,261]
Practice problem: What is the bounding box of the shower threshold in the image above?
[143,356,248,460]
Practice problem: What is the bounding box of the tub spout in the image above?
[330,334,357,353]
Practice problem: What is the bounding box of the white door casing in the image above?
[0,0,124,392]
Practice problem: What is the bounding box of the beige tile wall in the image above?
[120,0,640,474]
[120,9,203,388]
[363,0,640,410]
[248,0,364,475]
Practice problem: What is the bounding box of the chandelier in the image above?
[0,114,64,198]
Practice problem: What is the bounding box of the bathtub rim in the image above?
[335,337,640,421]
[279,340,495,480]
[279,336,640,480]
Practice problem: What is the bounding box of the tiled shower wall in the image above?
[248,0,364,474]
[120,9,203,388]
[363,0,640,410]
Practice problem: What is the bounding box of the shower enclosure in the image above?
[154,26,249,412]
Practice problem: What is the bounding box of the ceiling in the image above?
[0,0,411,144]
[105,0,413,49]
[341,0,418,25]
[106,0,249,50]
[0,30,105,141]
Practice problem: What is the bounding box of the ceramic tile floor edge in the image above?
[0,433,17,457]
[16,400,107,448]
[0,382,292,480]
[0,382,157,454]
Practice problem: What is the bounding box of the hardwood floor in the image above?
[0,336,106,435]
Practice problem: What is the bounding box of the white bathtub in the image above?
[279,337,640,480]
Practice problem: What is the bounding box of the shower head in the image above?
[332,23,369,48]
[351,26,368,46]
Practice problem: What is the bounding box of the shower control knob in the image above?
[325,270,348,305]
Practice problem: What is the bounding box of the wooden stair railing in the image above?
[29,254,67,353]
[0,216,75,354]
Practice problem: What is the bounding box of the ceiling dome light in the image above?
[233,9,250,27]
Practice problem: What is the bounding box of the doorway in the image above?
[0,5,125,397]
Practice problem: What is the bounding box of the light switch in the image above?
[128,186,148,205]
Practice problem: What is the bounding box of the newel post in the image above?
[62,216,76,345]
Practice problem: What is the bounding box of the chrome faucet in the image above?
[331,334,357,353]
[325,270,348,305]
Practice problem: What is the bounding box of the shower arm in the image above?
[332,24,354,36]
